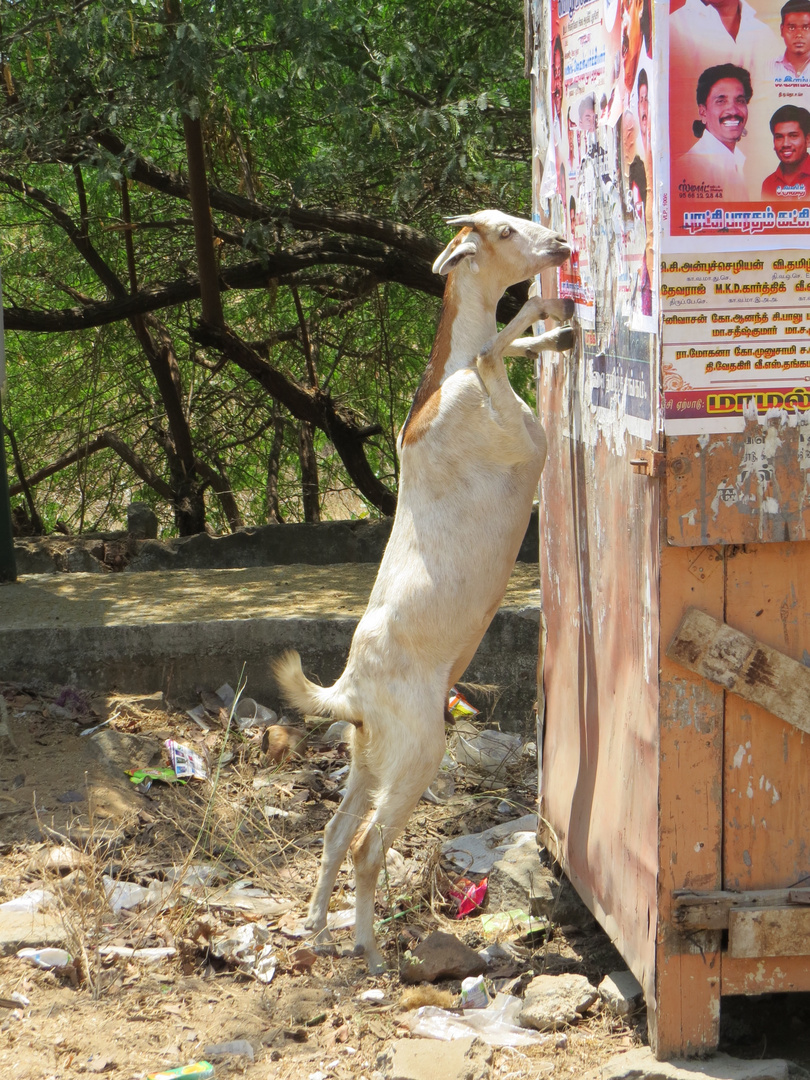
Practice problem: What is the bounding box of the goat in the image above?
[274,210,573,972]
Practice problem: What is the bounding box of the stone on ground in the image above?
[400,931,487,984]
[598,969,644,1016]
[588,1047,789,1080]
[518,972,598,1031]
[0,910,68,956]
[377,1035,492,1080]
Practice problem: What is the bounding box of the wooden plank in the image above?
[728,907,810,959]
[654,545,724,1057]
[667,605,810,735]
[723,544,810,895]
[722,953,810,995]
[672,888,810,931]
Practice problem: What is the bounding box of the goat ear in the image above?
[432,239,477,276]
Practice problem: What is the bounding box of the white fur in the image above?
[274,210,573,971]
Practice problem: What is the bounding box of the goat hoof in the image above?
[354,944,387,973]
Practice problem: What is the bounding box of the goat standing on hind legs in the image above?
[274,210,573,972]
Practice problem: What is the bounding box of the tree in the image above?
[0,0,533,534]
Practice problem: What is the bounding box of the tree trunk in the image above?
[298,422,320,523]
[266,411,285,524]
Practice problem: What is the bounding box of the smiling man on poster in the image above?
[761,105,810,196]
[674,64,752,201]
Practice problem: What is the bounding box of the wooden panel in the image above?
[537,346,660,1016]
[729,907,810,959]
[667,607,810,734]
[723,544,810,893]
[654,544,725,1057]
[666,422,810,547]
[722,954,810,996]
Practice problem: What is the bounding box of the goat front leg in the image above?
[503,325,574,358]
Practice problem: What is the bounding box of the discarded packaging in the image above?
[453,729,522,775]
[146,1063,215,1080]
[17,947,72,969]
[459,975,491,1009]
[441,813,538,875]
[204,1040,254,1061]
[210,923,276,983]
[479,909,547,940]
[127,765,185,791]
[165,739,208,780]
[98,946,177,961]
[0,889,56,913]
[406,992,549,1047]
[448,688,480,719]
[234,698,278,730]
[216,683,236,709]
[448,876,488,918]
[103,875,150,914]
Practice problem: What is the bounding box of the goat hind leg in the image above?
[306,762,372,940]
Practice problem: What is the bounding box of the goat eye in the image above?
[500,226,513,238]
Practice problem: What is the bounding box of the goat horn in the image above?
[445,215,477,227]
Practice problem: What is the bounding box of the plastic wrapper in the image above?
[165,739,208,780]
[405,993,550,1047]
[448,876,488,918]
[447,688,480,719]
[146,1064,214,1080]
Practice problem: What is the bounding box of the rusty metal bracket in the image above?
[629,447,666,477]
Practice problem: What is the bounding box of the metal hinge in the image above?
[629,447,666,477]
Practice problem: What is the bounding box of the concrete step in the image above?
[0,564,540,729]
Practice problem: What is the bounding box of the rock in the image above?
[377,1035,492,1080]
[0,910,68,956]
[487,831,555,916]
[518,973,598,1031]
[127,502,158,540]
[400,930,488,984]
[598,970,644,1017]
[90,729,161,773]
[587,1048,789,1080]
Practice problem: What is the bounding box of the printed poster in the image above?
[534,0,657,439]
[665,0,810,246]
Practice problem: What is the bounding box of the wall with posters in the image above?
[533,0,657,444]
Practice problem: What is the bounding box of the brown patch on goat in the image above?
[400,282,459,447]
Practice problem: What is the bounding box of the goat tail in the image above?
[272,650,355,722]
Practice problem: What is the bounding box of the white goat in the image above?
[274,210,573,971]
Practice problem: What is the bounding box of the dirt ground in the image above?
[0,681,805,1080]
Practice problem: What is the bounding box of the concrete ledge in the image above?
[0,563,540,729]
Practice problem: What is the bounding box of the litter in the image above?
[459,974,491,1009]
[479,909,547,940]
[0,889,56,913]
[215,683,236,709]
[186,705,212,732]
[204,1039,254,1060]
[441,813,537,875]
[448,876,488,918]
[103,875,150,914]
[453,729,523,775]
[126,766,185,791]
[234,698,278,730]
[405,992,550,1047]
[17,948,72,969]
[448,688,480,719]
[98,946,176,961]
[165,740,208,780]
[209,923,276,983]
[146,1064,215,1080]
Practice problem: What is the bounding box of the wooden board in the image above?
[667,606,810,734]
[673,888,810,930]
[729,907,810,959]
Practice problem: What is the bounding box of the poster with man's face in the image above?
[666,0,810,246]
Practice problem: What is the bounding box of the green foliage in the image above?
[0,0,532,534]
